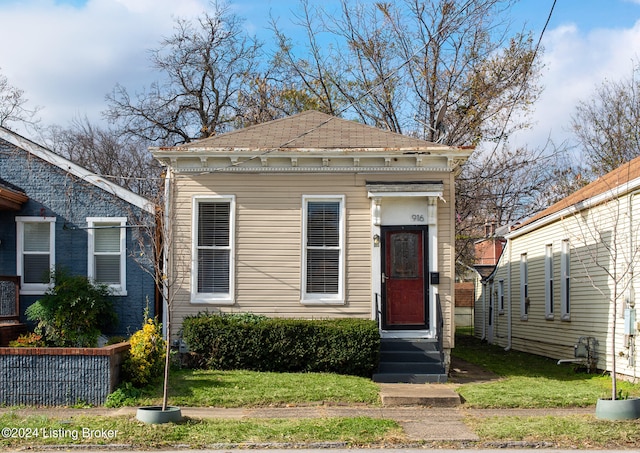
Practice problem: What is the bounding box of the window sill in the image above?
[300,298,345,306]
[191,296,235,305]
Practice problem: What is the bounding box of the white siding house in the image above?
[476,156,640,381]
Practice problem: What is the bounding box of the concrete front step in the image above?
[378,383,461,407]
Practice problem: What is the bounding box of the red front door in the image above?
[382,227,429,329]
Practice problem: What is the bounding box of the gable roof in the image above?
[510,154,640,236]
[0,127,155,214]
[174,110,453,151]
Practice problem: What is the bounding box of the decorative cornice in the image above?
[170,165,454,174]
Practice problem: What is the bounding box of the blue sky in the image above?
[1,0,640,155]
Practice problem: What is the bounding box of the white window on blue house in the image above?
[192,196,235,304]
[16,216,56,295]
[301,195,345,304]
[87,217,127,295]
[545,243,554,320]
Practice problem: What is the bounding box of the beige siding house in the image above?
[153,111,472,382]
[476,156,640,381]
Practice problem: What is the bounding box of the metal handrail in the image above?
[436,293,443,357]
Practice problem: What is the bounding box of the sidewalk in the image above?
[1,404,595,443]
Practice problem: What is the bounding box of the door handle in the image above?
[381,273,387,283]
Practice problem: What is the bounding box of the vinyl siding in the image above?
[477,191,640,379]
[169,171,456,344]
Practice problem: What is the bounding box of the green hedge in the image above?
[180,313,380,377]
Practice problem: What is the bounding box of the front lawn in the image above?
[452,332,640,408]
[107,369,381,408]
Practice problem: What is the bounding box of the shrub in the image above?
[105,382,144,408]
[122,317,165,387]
[25,270,117,347]
[181,313,380,377]
[8,332,46,347]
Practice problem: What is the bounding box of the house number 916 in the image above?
[412,214,425,222]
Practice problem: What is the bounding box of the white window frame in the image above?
[191,195,235,305]
[498,279,505,314]
[16,216,56,295]
[87,217,127,296]
[561,239,571,321]
[301,195,345,305]
[520,253,528,320]
[545,243,554,320]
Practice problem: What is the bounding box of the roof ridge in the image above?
[0,126,155,214]
[516,154,640,230]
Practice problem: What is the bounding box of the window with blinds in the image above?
[195,200,231,296]
[302,196,344,303]
[16,216,56,294]
[22,222,52,283]
[87,217,126,294]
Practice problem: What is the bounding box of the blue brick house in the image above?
[0,127,158,345]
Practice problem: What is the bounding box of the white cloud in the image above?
[509,19,640,155]
[0,0,208,128]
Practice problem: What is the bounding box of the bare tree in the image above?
[270,0,541,144]
[455,142,566,269]
[571,64,640,178]
[104,1,263,145]
[0,69,41,129]
[46,117,162,199]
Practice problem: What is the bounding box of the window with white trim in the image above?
[302,195,345,304]
[520,253,528,319]
[16,216,55,294]
[87,217,127,295]
[498,279,505,313]
[545,243,554,319]
[192,196,235,304]
[561,239,570,320]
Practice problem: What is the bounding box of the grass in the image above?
[465,415,640,449]
[452,331,640,408]
[3,332,640,449]
[110,369,381,408]
[0,413,401,448]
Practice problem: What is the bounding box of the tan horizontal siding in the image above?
[168,170,457,346]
